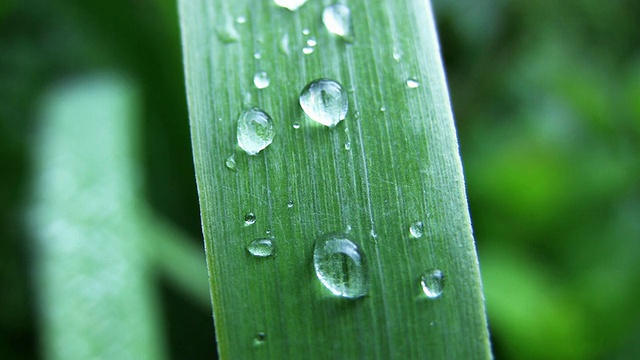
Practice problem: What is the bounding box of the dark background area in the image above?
[1,0,639,358]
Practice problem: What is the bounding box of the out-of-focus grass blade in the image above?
[31,75,164,360]
[179,0,491,358]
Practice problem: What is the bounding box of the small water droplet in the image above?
[247,239,274,257]
[279,33,290,55]
[217,20,240,44]
[306,38,317,47]
[254,332,266,345]
[370,229,377,238]
[299,79,348,128]
[274,0,308,11]
[253,71,270,89]
[266,228,271,235]
[237,107,275,155]
[225,154,237,172]
[243,92,252,106]
[236,15,246,24]
[244,212,256,226]
[313,233,369,298]
[302,46,315,55]
[409,221,424,239]
[421,270,445,299]
[345,225,352,232]
[293,122,300,129]
[287,200,294,208]
[254,51,262,59]
[344,141,351,151]
[406,78,420,88]
[322,4,353,41]
[380,106,386,112]
[302,28,310,36]
[393,48,402,61]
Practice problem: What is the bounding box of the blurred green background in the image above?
[1,0,638,359]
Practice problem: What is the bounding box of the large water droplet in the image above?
[421,270,445,299]
[244,212,256,226]
[299,79,348,128]
[237,107,275,155]
[313,233,369,298]
[225,154,237,172]
[409,221,424,239]
[406,78,420,88]
[247,238,274,257]
[253,71,270,89]
[322,4,353,41]
[274,0,308,11]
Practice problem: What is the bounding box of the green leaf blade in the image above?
[179,0,490,358]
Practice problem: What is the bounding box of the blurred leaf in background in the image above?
[1,0,639,359]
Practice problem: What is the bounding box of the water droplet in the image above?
[217,19,240,44]
[421,270,445,299]
[237,107,275,155]
[244,212,256,226]
[287,200,294,208]
[380,106,386,112]
[266,228,271,235]
[254,332,266,345]
[306,38,317,47]
[293,122,300,129]
[302,28,310,36]
[409,221,424,239]
[322,4,353,41]
[279,33,290,55]
[393,48,402,61]
[247,239,274,257]
[243,92,252,106]
[254,51,262,59]
[236,16,246,24]
[313,233,369,298]
[344,141,351,151]
[406,78,420,88]
[370,229,377,238]
[302,46,315,55]
[274,0,308,11]
[253,71,270,89]
[299,79,348,128]
[345,225,352,232]
[225,154,237,172]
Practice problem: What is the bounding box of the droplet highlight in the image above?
[237,107,275,155]
[421,270,445,299]
[225,154,237,172]
[409,221,424,239]
[247,239,274,257]
[299,79,348,128]
[322,4,353,41]
[274,0,308,11]
[313,233,369,298]
[406,78,420,88]
[244,212,256,226]
[253,71,270,89]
